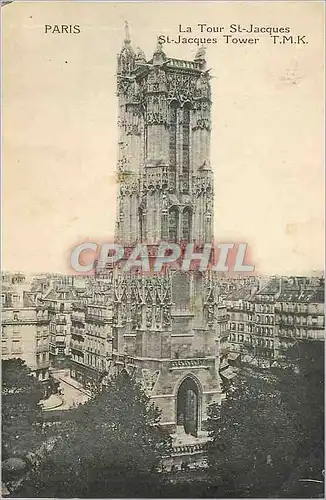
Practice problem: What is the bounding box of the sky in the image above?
[2,1,324,276]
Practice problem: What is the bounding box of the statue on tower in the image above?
[194,45,207,69]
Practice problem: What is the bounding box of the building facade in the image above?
[226,276,324,367]
[1,275,51,391]
[275,278,325,356]
[70,284,113,391]
[41,285,75,368]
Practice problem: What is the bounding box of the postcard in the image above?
[2,1,324,498]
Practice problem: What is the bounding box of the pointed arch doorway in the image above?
[176,377,200,437]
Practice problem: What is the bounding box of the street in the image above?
[51,370,90,410]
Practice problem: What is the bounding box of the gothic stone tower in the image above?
[116,24,213,247]
[107,24,227,443]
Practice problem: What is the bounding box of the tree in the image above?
[275,340,324,495]
[18,370,172,498]
[205,371,297,495]
[205,340,324,497]
[2,358,44,460]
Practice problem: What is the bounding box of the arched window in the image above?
[168,207,179,242]
[182,103,191,192]
[169,101,178,169]
[181,208,192,242]
[138,208,143,242]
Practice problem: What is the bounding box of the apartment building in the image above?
[275,278,324,357]
[226,276,324,368]
[70,283,113,390]
[41,285,76,368]
[1,275,51,389]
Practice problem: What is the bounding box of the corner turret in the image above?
[152,38,166,66]
[117,21,135,75]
